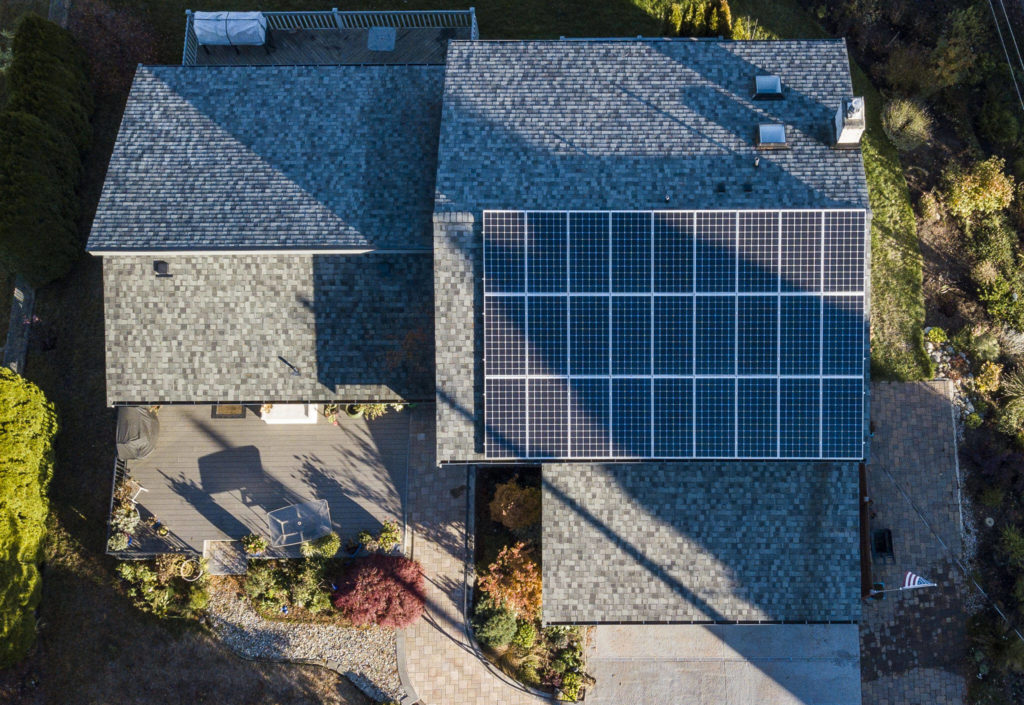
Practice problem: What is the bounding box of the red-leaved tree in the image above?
[333,555,425,628]
[477,542,542,619]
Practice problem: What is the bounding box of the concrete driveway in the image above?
[586,624,861,705]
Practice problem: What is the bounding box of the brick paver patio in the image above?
[403,404,546,705]
[861,381,968,705]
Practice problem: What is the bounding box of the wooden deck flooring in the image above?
[125,404,409,554]
[195,26,467,66]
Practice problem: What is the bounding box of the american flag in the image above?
[903,571,935,589]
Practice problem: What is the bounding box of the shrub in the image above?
[976,361,1003,395]
[333,555,425,628]
[0,369,57,667]
[929,5,987,88]
[943,157,1015,222]
[917,191,940,222]
[881,99,931,151]
[489,480,542,531]
[518,660,541,687]
[560,671,583,701]
[0,111,82,286]
[310,532,341,558]
[6,15,92,154]
[979,276,1024,330]
[477,542,543,619]
[241,533,268,555]
[356,402,404,420]
[107,532,129,552]
[965,412,983,430]
[377,521,401,553]
[110,505,139,534]
[978,97,1020,149]
[1001,525,1024,571]
[979,486,1005,508]
[924,327,947,344]
[472,599,517,647]
[884,43,932,96]
[512,620,538,650]
[116,559,208,618]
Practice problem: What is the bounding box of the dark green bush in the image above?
[979,98,1020,150]
[6,15,92,154]
[6,80,92,156]
[0,368,57,667]
[0,15,92,286]
[473,598,517,648]
[0,111,82,286]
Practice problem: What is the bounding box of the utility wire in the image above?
[986,0,1024,111]
[996,0,1024,76]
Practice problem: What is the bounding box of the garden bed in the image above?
[473,467,592,701]
[207,575,405,702]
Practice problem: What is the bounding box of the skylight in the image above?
[753,75,783,99]
[757,123,787,149]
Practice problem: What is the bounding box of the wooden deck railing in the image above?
[182,7,478,65]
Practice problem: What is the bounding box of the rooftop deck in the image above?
[184,9,477,66]
[195,26,468,66]
[119,404,413,556]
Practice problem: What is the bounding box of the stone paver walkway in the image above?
[861,381,968,705]
[403,404,546,705]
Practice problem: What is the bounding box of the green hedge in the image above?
[0,367,57,668]
[0,15,92,287]
[0,111,83,286]
[6,15,92,155]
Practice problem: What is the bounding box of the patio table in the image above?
[266,499,331,547]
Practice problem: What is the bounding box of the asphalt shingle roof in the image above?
[103,254,433,404]
[434,39,870,463]
[542,462,862,624]
[88,64,444,252]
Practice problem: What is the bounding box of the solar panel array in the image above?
[483,210,867,460]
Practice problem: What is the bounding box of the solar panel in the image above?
[483,209,867,460]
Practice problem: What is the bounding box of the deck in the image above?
[122,404,411,555]
[195,26,468,66]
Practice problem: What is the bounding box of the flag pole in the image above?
[868,583,936,596]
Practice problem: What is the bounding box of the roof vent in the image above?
[756,123,788,150]
[153,260,170,277]
[753,75,783,100]
[834,97,865,149]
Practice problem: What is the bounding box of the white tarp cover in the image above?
[193,11,267,46]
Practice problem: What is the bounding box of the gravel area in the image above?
[206,577,404,702]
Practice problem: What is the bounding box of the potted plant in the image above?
[356,529,375,552]
[323,403,340,425]
[242,533,268,556]
[377,521,401,553]
[345,403,364,418]
[344,536,360,557]
[107,532,129,552]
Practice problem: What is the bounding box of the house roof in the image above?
[541,462,862,624]
[434,39,870,463]
[102,253,433,405]
[435,40,868,215]
[88,64,444,253]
